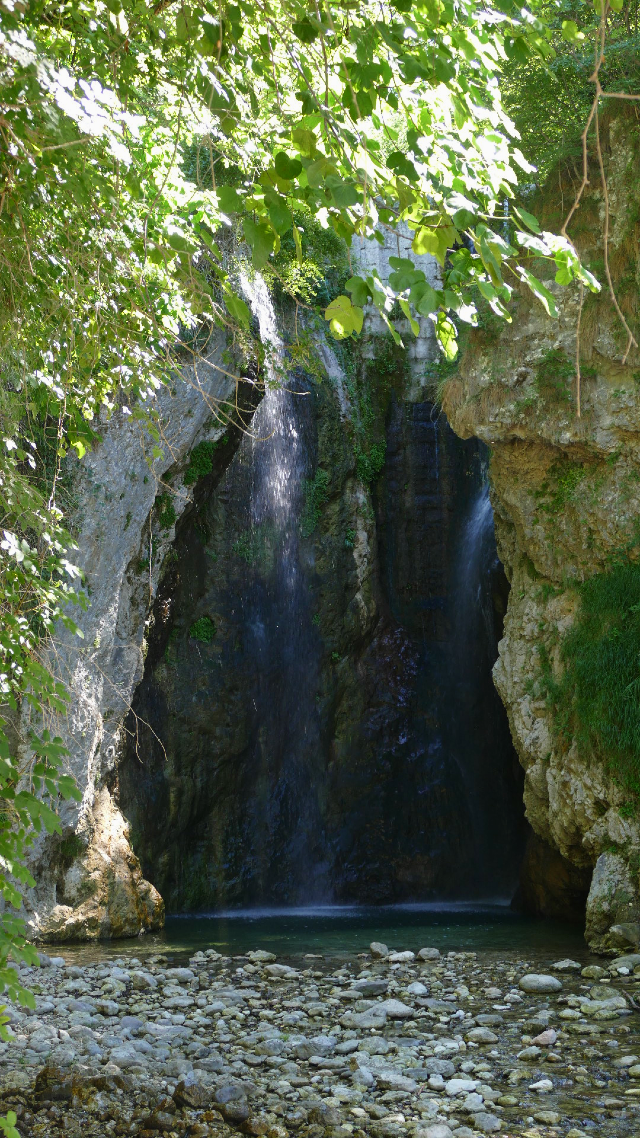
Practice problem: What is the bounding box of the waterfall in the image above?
[234,271,329,902]
[456,482,499,658]
[448,472,520,895]
[240,270,304,579]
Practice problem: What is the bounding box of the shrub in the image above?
[156,493,176,530]
[355,441,386,485]
[184,437,228,486]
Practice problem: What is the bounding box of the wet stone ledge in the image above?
[1,944,640,1137]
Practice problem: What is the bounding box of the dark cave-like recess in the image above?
[118,379,527,912]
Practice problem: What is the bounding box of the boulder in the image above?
[518,974,562,994]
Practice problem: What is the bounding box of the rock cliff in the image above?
[22,337,243,940]
[443,106,640,953]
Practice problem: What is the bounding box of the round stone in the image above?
[518,974,562,994]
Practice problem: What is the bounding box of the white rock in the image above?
[529,1078,553,1093]
[445,1078,477,1096]
[519,974,562,994]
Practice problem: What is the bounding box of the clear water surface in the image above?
[58,903,594,967]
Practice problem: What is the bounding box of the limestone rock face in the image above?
[37,789,164,940]
[443,107,640,951]
[585,853,640,954]
[24,338,238,941]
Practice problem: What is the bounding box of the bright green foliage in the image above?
[503,3,640,180]
[0,1112,19,1138]
[301,469,330,536]
[184,438,228,485]
[546,562,640,800]
[189,616,217,642]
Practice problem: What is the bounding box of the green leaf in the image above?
[292,17,318,42]
[561,19,584,42]
[518,267,559,319]
[274,152,303,180]
[243,218,277,268]
[412,227,453,266]
[555,265,573,286]
[217,185,244,214]
[269,198,292,236]
[345,275,372,306]
[399,298,420,336]
[513,207,541,234]
[291,129,317,157]
[435,313,458,360]
[223,291,250,328]
[387,151,418,183]
[411,281,442,316]
[324,295,364,339]
[324,176,360,208]
[517,230,553,258]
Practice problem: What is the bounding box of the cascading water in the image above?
[447,466,524,894]
[456,481,500,657]
[231,272,330,901]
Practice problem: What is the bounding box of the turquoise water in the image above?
[60,903,592,965]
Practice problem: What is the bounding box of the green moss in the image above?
[58,834,85,862]
[534,348,575,404]
[183,437,228,485]
[535,459,587,514]
[336,333,405,487]
[545,560,640,801]
[189,616,217,642]
[301,469,330,537]
[233,531,259,565]
[156,493,176,529]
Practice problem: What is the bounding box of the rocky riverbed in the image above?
[2,941,640,1138]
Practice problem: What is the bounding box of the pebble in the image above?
[0,942,638,1138]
